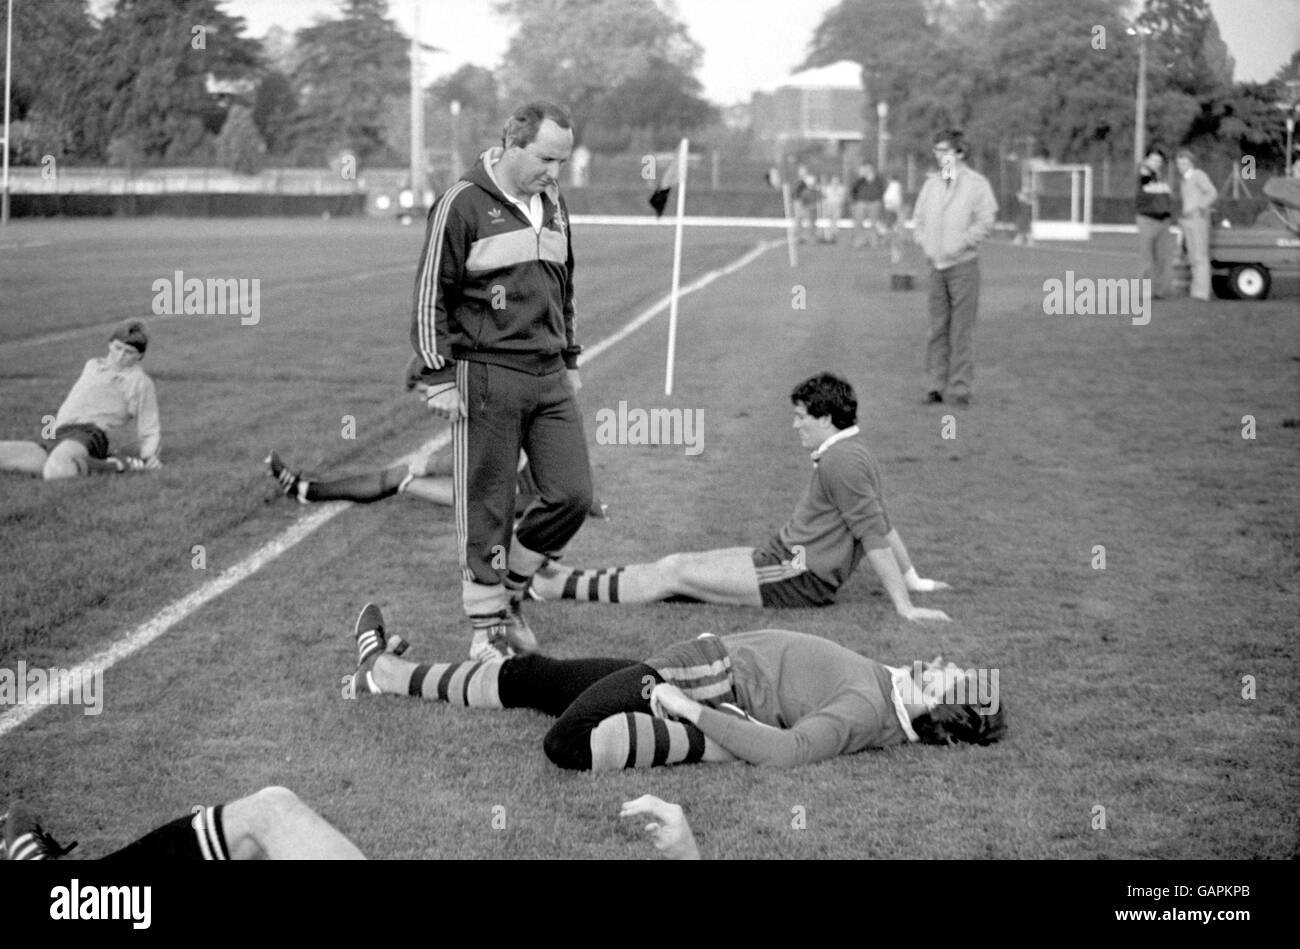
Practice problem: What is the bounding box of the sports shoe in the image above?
[3,803,77,860]
[503,597,540,654]
[468,622,517,663]
[347,603,389,697]
[923,391,944,404]
[265,450,304,502]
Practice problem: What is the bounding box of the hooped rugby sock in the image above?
[556,567,627,603]
[405,658,505,708]
[588,712,707,771]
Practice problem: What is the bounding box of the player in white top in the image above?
[0,321,161,480]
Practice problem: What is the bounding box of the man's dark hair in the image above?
[502,101,572,149]
[934,127,969,158]
[790,373,857,429]
[912,684,1007,747]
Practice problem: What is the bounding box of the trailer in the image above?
[1210,177,1300,300]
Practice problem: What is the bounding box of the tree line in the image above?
[2,0,1295,181]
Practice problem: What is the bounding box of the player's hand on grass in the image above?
[620,795,700,861]
[904,570,950,593]
[649,682,698,722]
[142,456,162,471]
[900,606,952,623]
[423,383,466,421]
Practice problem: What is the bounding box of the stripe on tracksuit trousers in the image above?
[452,359,593,616]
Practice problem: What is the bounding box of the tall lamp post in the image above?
[450,99,461,182]
[1280,79,1300,177]
[1127,24,1150,166]
[876,100,889,172]
[2,0,13,227]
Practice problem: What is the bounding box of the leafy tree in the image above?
[1137,0,1233,99]
[493,0,706,143]
[0,0,98,162]
[214,103,267,173]
[584,58,718,153]
[289,0,409,165]
[800,0,987,162]
[979,0,1135,164]
[83,0,262,162]
[253,70,298,156]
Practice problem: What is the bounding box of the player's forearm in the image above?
[884,528,913,575]
[867,546,916,614]
[692,708,808,768]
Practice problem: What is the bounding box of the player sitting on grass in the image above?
[344,603,1005,771]
[0,321,162,480]
[2,786,364,860]
[267,447,607,518]
[266,354,607,517]
[529,372,950,622]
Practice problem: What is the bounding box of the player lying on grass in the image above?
[2,786,364,860]
[529,372,951,622]
[344,603,1005,771]
[4,786,698,861]
[267,447,608,518]
[0,321,162,480]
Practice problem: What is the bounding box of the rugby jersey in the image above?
[54,358,160,458]
[762,428,892,588]
[703,630,908,768]
[409,148,580,383]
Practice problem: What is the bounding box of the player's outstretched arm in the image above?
[885,528,951,593]
[620,795,701,860]
[867,546,950,623]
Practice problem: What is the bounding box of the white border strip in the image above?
[0,239,779,737]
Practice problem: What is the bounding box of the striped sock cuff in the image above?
[189,804,230,861]
[589,712,707,771]
[559,568,624,602]
[411,660,504,708]
[7,831,46,860]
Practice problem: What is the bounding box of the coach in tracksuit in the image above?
[410,100,593,662]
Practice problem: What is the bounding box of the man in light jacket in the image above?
[912,129,998,406]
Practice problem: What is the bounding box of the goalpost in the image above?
[1029,162,1093,241]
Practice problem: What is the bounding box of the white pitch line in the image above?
[0,239,778,738]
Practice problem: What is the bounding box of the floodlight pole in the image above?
[2,0,13,227]
[876,101,888,172]
[409,1,424,202]
[1283,80,1300,178]
[1129,26,1148,167]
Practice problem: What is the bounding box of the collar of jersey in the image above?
[811,424,860,462]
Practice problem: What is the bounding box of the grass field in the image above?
[1,215,1297,860]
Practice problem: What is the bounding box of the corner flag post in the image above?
[781,181,797,267]
[664,137,688,395]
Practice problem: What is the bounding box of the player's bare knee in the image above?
[657,553,690,590]
[42,456,82,480]
[254,785,302,819]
